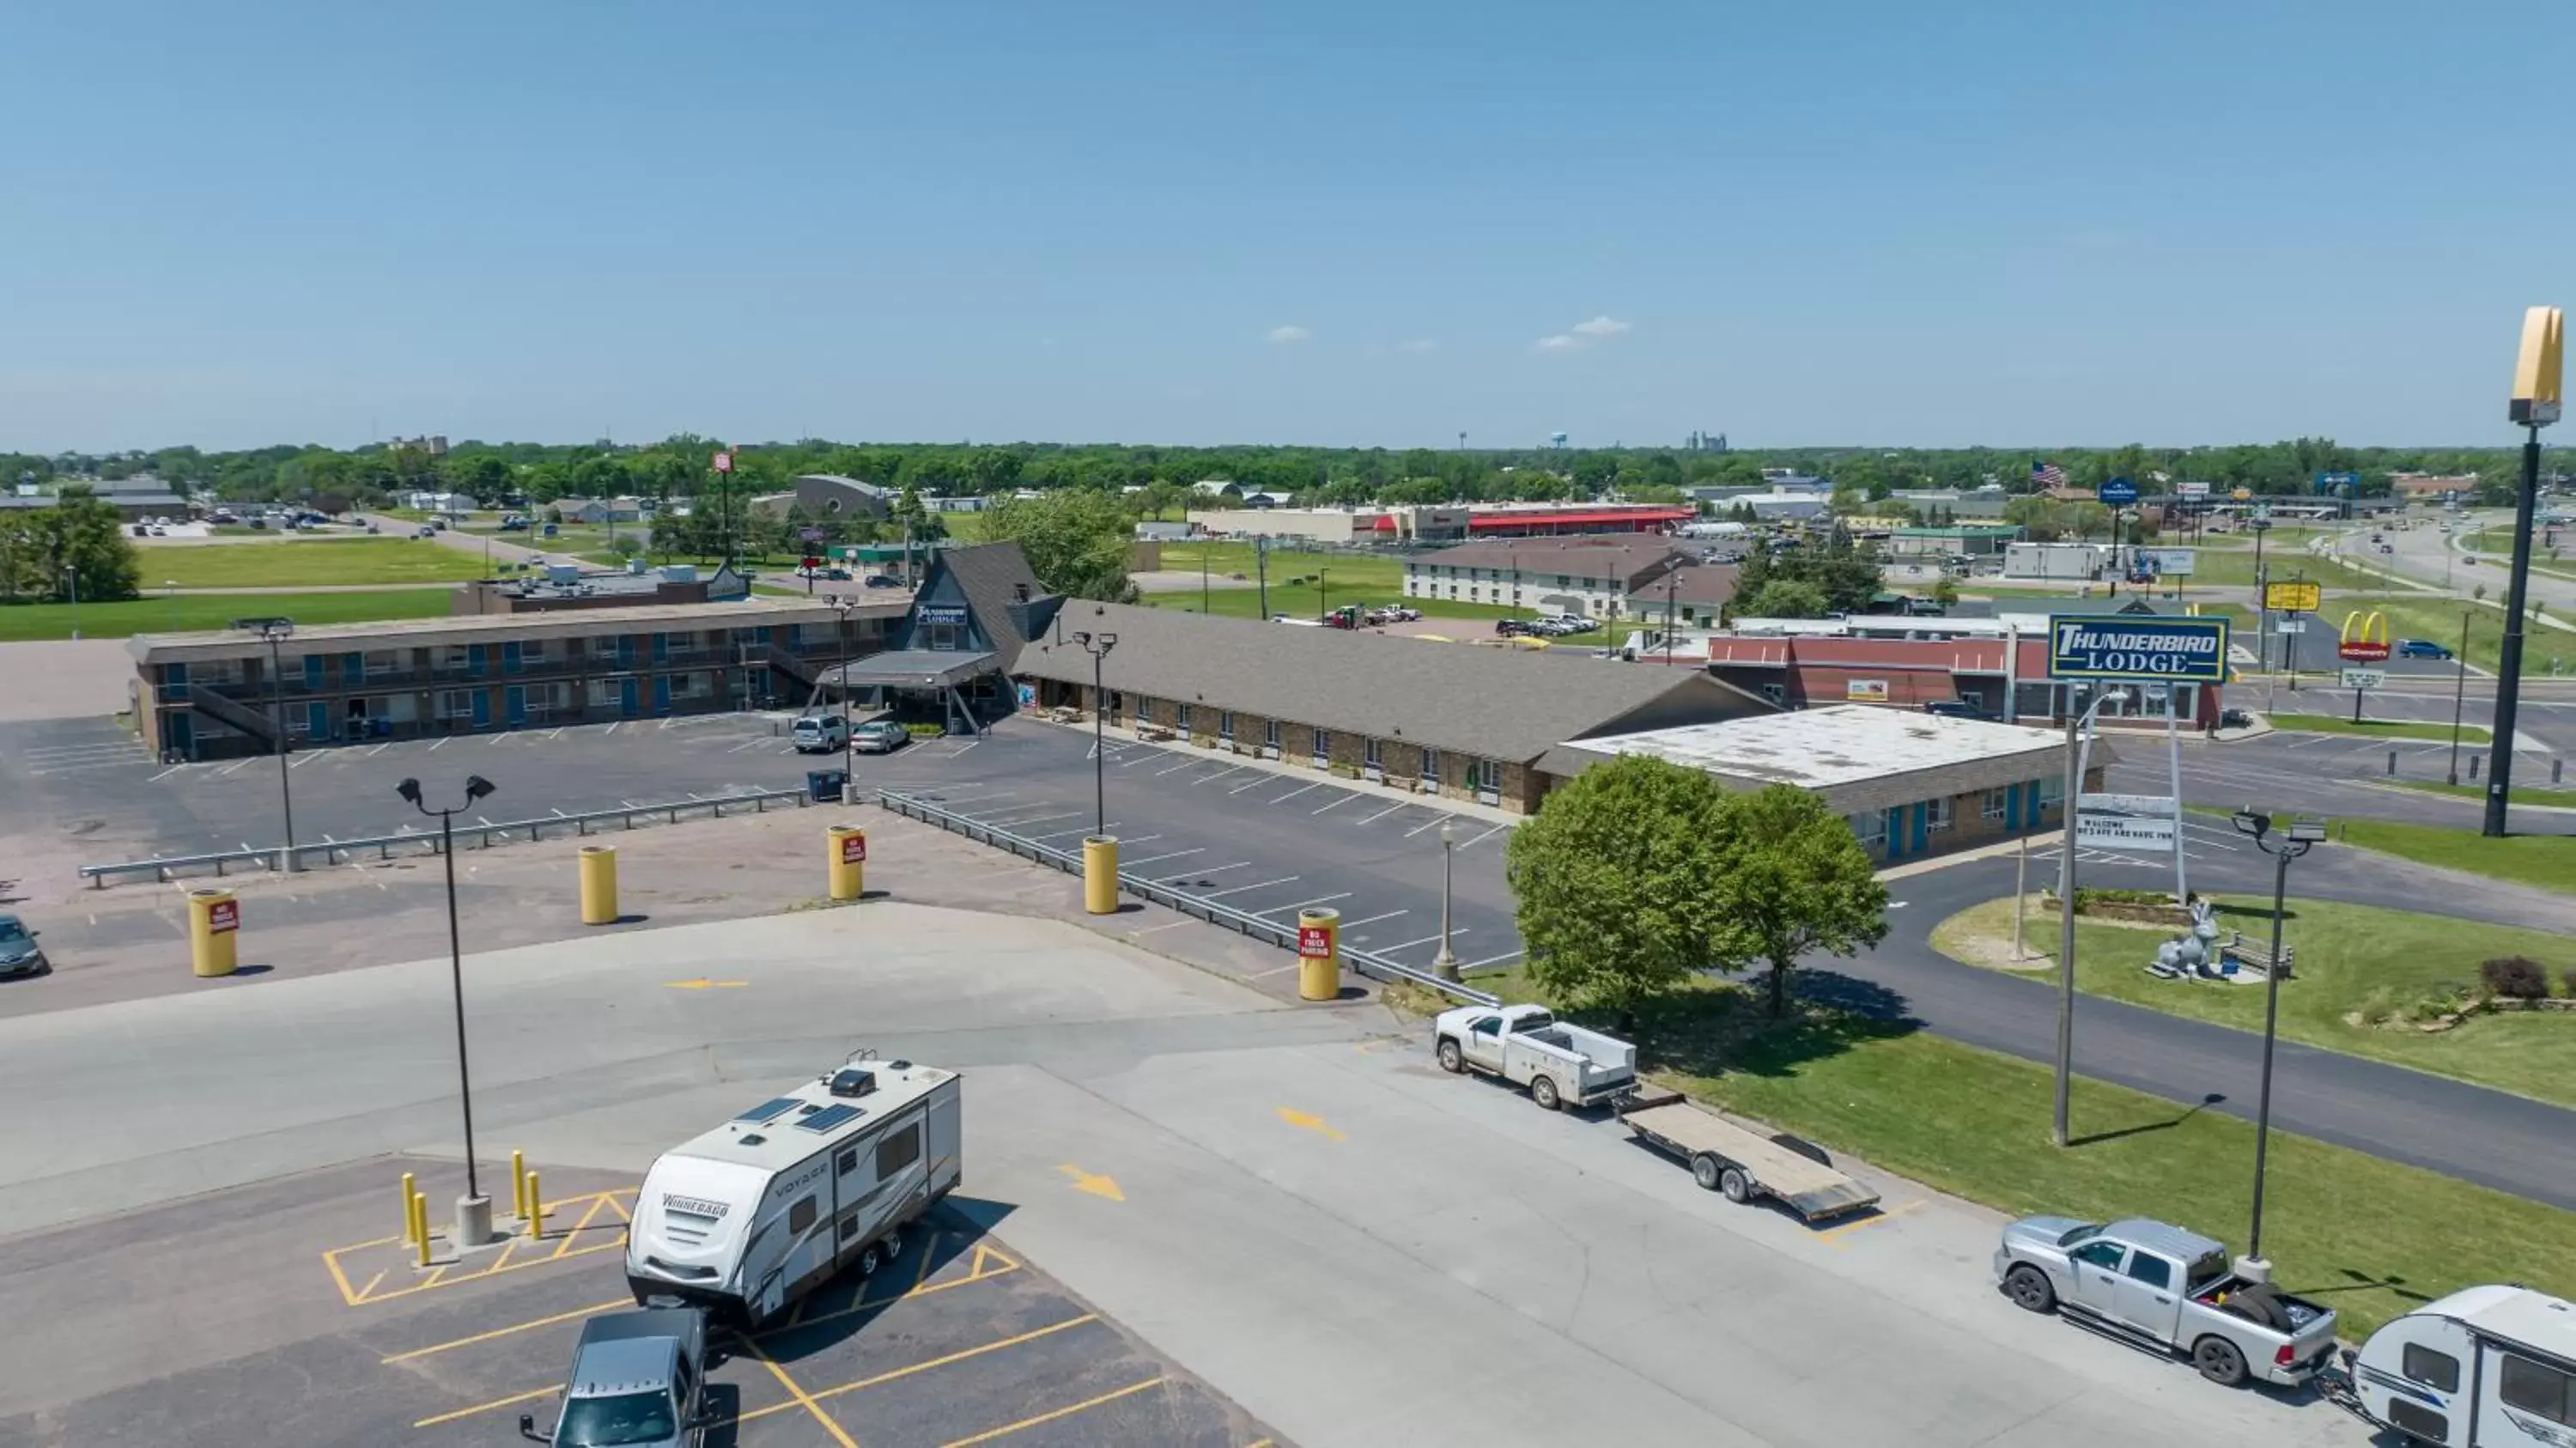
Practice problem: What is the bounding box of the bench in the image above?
[1134,722,1176,742]
[2222,932,2295,980]
[1043,705,1082,725]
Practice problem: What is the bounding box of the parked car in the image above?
[1994,1216,2339,1387]
[1923,700,1994,721]
[790,714,849,753]
[2397,638,2455,660]
[131,523,149,538]
[862,574,902,588]
[365,523,380,534]
[0,916,47,978]
[851,721,910,754]
[416,525,437,538]
[518,1305,718,1446]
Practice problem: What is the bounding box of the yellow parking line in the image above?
[413,1384,556,1429]
[939,1377,1163,1447]
[381,1297,634,1364]
[356,1270,386,1301]
[322,1250,363,1306]
[738,1335,860,1448]
[548,1194,611,1260]
[737,1314,1103,1424]
[1818,1201,1923,1243]
[769,1243,1019,1335]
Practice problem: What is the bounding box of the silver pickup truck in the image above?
[1993,1215,2339,1388]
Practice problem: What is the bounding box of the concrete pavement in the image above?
[0,894,2369,1447]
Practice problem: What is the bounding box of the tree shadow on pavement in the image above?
[1584,967,1922,1083]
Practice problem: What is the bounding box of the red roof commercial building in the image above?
[1703,633,2222,731]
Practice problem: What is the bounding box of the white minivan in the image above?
[791,715,848,753]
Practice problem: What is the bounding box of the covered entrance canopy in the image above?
[819,648,1000,735]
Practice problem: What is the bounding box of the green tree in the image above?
[1506,756,1740,1033]
[18,486,141,601]
[1710,786,1890,1018]
[983,489,1133,600]
[1931,575,1960,608]
[1735,578,1832,618]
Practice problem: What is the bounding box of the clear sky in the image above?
[4,2,2566,453]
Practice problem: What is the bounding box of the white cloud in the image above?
[1533,334,1582,351]
[1571,314,1631,338]
[1265,325,1312,344]
[1396,338,1437,352]
[1534,314,1632,352]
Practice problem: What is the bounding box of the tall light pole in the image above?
[61,563,79,641]
[2053,684,2130,1147]
[2447,611,2473,787]
[2229,808,2325,1265]
[831,595,858,790]
[2490,304,2564,836]
[1433,819,1459,981]
[398,772,498,1244]
[1071,630,1117,836]
[238,616,300,872]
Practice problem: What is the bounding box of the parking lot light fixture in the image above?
[1434,818,1460,982]
[399,773,498,1213]
[1071,630,1118,837]
[2230,807,2324,1265]
[236,616,300,872]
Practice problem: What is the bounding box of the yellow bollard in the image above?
[187,888,240,978]
[410,1189,432,1268]
[525,1171,543,1239]
[1297,907,1342,1003]
[401,1171,420,1245]
[511,1150,527,1222]
[579,845,618,925]
[828,824,866,902]
[1082,836,1119,916]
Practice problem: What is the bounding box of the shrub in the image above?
[2481,956,2550,1001]
[2565,967,2576,1000]
[2073,887,2173,908]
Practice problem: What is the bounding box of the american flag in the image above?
[2031,459,2068,490]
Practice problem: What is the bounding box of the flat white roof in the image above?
[671,1059,955,1173]
[1562,703,2093,815]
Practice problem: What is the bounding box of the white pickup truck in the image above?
[1431,1002,1637,1110]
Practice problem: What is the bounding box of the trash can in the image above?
[806,769,848,804]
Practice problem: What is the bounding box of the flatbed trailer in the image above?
[1617,1086,1880,1221]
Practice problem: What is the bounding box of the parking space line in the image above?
[1402,814,1451,837]
[770,1238,1023,1335]
[1192,765,1253,786]
[1154,757,1200,776]
[738,1313,1105,1425]
[382,1297,634,1364]
[1338,910,1406,930]
[1455,823,1510,850]
[1203,875,1297,899]
[1157,861,1250,882]
[1376,929,1464,955]
[217,758,253,776]
[1358,801,1412,824]
[149,764,187,782]
[1311,793,1359,815]
[1253,892,1351,918]
[739,1335,861,1448]
[939,1377,1165,1448]
[1124,848,1201,867]
[414,1385,559,1430]
[977,810,1082,831]
[1461,948,1522,970]
[1028,822,1118,842]
[320,1189,636,1305]
[1267,782,1323,805]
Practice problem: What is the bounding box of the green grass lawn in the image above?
[1931,895,2576,1108]
[1399,965,2576,1340]
[2339,818,2576,897]
[143,538,490,588]
[2185,546,2385,592]
[2311,594,2573,678]
[2263,711,2490,744]
[2386,777,2576,809]
[0,588,459,640]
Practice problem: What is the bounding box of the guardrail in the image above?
[877,788,1500,1007]
[78,787,815,889]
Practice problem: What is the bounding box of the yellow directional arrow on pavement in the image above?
[1056,1165,1125,1202]
[664,979,748,989]
[1276,1107,1346,1142]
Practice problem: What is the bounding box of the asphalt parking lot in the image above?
[0,1155,1277,1448]
[866,721,1528,978]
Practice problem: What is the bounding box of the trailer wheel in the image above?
[2192,1335,2249,1387]
[2004,1265,2057,1314]
[1719,1167,1752,1204]
[1530,1074,1562,1111]
[1436,1038,1464,1074]
[1691,1154,1722,1190]
[856,1242,884,1278]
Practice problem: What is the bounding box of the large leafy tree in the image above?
[1710,786,1889,1018]
[1734,578,1832,618]
[1506,756,1740,1033]
[982,489,1133,600]
[2,486,141,601]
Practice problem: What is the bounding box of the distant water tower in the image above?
[1549,431,1570,450]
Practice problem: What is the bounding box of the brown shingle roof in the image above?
[1410,535,1686,589]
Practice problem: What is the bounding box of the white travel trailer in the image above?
[626,1055,963,1325]
[2350,1284,2576,1446]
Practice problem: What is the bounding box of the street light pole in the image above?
[833,597,856,789]
[1433,819,1459,981]
[243,618,301,872]
[1072,630,1118,836]
[399,773,498,1236]
[2053,684,2129,1147]
[2230,809,2324,1264]
[2448,611,2472,787]
[2496,304,2566,835]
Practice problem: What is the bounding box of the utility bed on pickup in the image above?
[1618,1086,1880,1220]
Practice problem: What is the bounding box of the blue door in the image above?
[343,652,363,688]
[505,684,527,726]
[619,678,640,717]
[651,632,670,666]
[307,701,330,739]
[502,642,524,675]
[652,677,672,715]
[467,644,488,678]
[303,654,326,691]
[617,636,637,669]
[471,689,492,728]
[168,713,194,756]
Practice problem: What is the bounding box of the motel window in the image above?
[2037,776,2065,809]
[1265,719,1280,751]
[1176,703,1193,733]
[1982,788,2008,821]
[435,689,476,720]
[1474,758,1503,794]
[1364,737,1382,769]
[1927,796,1954,831]
[1421,747,1441,785]
[1312,728,1332,762]
[1218,711,1235,741]
[1850,812,1887,848]
[363,650,402,676]
[439,646,471,672]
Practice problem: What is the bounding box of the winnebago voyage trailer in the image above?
[2349,1284,2576,1447]
[627,1056,962,1325]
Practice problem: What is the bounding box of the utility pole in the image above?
[2448,611,2472,786]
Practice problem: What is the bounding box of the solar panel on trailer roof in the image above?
[797,1104,865,1134]
[731,1096,801,1124]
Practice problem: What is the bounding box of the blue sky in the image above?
[3,2,2565,452]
